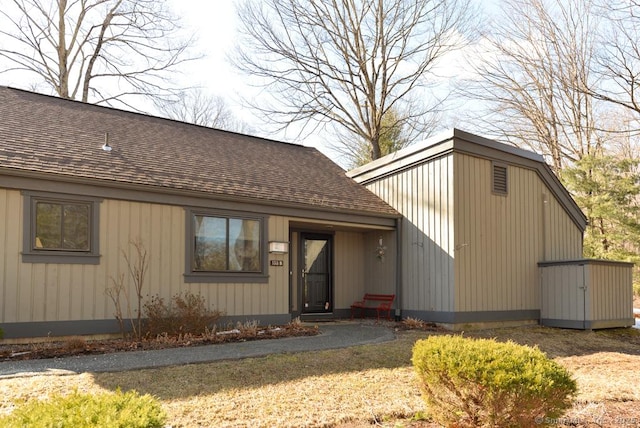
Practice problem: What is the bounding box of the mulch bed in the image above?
[0,324,319,361]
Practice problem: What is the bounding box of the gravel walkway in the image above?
[0,322,395,379]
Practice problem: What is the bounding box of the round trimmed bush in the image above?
[412,335,577,427]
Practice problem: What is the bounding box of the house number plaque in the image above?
[270,260,284,266]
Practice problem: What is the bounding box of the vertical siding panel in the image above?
[58,264,71,320]
[469,156,480,312]
[30,264,45,321]
[415,166,423,310]
[119,201,133,315]
[170,207,183,305]
[160,205,175,302]
[446,156,455,311]
[0,189,8,323]
[4,190,21,322]
[68,265,81,321]
[96,200,112,320]
[430,161,440,310]
[462,155,472,312]
[149,203,163,302]
[338,230,367,309]
[42,264,57,322]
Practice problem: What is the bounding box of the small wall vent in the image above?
[492,162,508,195]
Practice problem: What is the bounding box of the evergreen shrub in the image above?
[0,389,166,428]
[412,335,577,427]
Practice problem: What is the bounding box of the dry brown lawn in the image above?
[1,324,639,427]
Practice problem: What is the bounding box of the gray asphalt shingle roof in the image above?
[0,87,398,217]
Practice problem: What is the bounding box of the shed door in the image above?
[301,233,333,313]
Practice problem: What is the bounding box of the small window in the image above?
[492,162,508,195]
[185,209,267,283]
[22,192,101,264]
[35,201,90,251]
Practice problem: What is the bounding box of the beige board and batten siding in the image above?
[454,153,583,313]
[354,147,583,321]
[0,190,290,326]
[363,154,455,313]
[333,230,366,310]
[539,260,634,329]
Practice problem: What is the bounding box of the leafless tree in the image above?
[591,1,640,118]
[155,89,253,134]
[232,0,479,164]
[0,0,195,109]
[463,0,606,171]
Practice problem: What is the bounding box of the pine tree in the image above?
[562,155,640,268]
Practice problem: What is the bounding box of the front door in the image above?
[301,233,333,313]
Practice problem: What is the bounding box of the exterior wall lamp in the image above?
[268,241,289,254]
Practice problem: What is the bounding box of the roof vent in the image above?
[102,132,112,152]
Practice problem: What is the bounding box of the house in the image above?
[348,129,634,330]
[0,87,634,339]
[0,87,399,339]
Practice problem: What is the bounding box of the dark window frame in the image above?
[184,208,268,283]
[492,161,508,195]
[22,191,102,264]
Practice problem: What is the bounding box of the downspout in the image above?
[395,217,403,321]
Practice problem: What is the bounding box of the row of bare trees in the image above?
[0,0,250,130]
[3,1,640,164]
[0,0,480,161]
[458,0,640,267]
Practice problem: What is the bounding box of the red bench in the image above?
[350,293,395,321]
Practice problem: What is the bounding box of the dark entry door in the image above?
[301,234,332,313]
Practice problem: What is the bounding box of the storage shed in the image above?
[539,260,634,329]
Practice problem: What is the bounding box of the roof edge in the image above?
[347,128,544,180]
[0,168,401,222]
[348,128,587,232]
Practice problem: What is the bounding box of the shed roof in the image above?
[348,128,587,231]
[0,86,398,218]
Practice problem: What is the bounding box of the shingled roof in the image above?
[0,87,398,218]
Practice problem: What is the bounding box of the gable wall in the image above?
[453,153,583,313]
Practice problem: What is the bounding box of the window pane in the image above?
[194,216,227,271]
[229,219,260,272]
[35,202,62,249]
[63,204,90,250]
